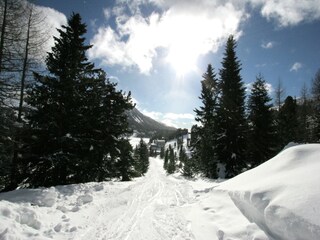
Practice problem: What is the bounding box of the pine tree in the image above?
[193,64,219,178]
[160,146,165,159]
[297,83,312,143]
[163,148,169,170]
[216,35,247,178]
[22,13,133,187]
[117,139,135,181]
[179,145,193,177]
[247,75,275,167]
[278,96,299,146]
[134,139,149,176]
[167,145,175,174]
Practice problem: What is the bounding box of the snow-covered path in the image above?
[0,157,267,240]
[79,157,196,240]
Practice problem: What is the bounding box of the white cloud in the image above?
[246,81,273,94]
[36,6,67,52]
[249,0,320,27]
[290,62,303,72]
[265,82,274,94]
[163,113,194,120]
[89,1,246,74]
[261,41,275,49]
[140,109,163,121]
[139,108,195,128]
[88,0,320,74]
[103,8,112,20]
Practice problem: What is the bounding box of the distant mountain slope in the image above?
[127,108,176,137]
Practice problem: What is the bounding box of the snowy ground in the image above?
[1,144,320,239]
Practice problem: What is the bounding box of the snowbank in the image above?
[0,182,100,239]
[218,144,320,240]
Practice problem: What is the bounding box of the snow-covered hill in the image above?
[1,144,319,239]
[127,108,176,137]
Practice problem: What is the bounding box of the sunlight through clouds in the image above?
[88,0,320,75]
[88,1,246,75]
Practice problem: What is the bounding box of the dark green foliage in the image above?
[0,106,15,189]
[277,96,298,147]
[296,84,313,143]
[216,35,247,178]
[179,145,193,177]
[134,138,149,176]
[247,75,276,167]
[193,64,219,178]
[166,145,175,174]
[21,13,133,187]
[163,148,169,170]
[160,146,165,159]
[117,139,135,181]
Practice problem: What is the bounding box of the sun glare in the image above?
[166,46,198,77]
[162,13,206,77]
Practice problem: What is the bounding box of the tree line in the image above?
[0,8,148,191]
[161,36,320,179]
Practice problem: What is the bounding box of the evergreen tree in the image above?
[160,146,165,159]
[0,106,15,189]
[297,83,312,143]
[179,145,193,177]
[117,139,135,181]
[216,35,247,178]
[167,145,175,174]
[163,148,169,170]
[22,13,133,187]
[278,96,298,146]
[190,124,201,173]
[247,75,275,167]
[134,139,149,176]
[193,64,219,178]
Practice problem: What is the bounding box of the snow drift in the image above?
[218,144,320,240]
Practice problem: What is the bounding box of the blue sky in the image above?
[35,0,320,129]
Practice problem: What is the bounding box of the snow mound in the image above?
[218,144,320,240]
[0,187,57,207]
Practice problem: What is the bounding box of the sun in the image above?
[166,50,197,77]
[166,41,199,77]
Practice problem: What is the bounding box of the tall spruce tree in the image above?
[167,145,175,174]
[117,139,134,181]
[278,96,298,147]
[179,145,193,177]
[193,64,219,178]
[216,35,247,177]
[163,148,169,170]
[297,83,312,143]
[247,75,275,167]
[134,139,149,176]
[22,13,133,187]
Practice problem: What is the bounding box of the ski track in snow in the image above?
[78,158,196,240]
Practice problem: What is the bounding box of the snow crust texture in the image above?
[218,144,320,240]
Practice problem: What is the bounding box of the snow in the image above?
[218,144,320,240]
[129,136,150,148]
[1,144,319,239]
